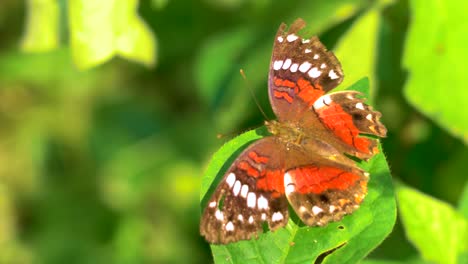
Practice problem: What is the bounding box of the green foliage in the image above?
[201,79,396,263]
[459,183,468,218]
[403,0,468,143]
[21,0,59,52]
[21,0,156,69]
[194,0,369,133]
[69,0,156,69]
[0,0,466,263]
[396,183,468,264]
[334,7,380,98]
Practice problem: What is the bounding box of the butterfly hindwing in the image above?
[312,91,387,159]
[200,137,289,244]
[284,164,368,226]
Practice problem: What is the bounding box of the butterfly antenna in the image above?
[239,69,270,121]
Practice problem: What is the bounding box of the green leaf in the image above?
[200,79,396,263]
[151,0,169,10]
[403,0,468,144]
[362,258,429,264]
[68,0,156,69]
[195,28,257,107]
[21,0,59,52]
[459,181,468,218]
[334,7,380,99]
[295,0,369,34]
[396,184,468,264]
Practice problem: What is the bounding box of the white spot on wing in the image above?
[233,180,241,196]
[320,63,326,69]
[272,212,284,222]
[247,192,256,208]
[313,95,332,109]
[308,67,322,78]
[257,195,269,210]
[284,172,295,195]
[226,221,234,231]
[226,173,236,188]
[261,213,266,220]
[215,210,224,221]
[312,206,324,215]
[356,102,365,110]
[299,61,312,72]
[282,58,292,70]
[238,214,244,222]
[290,63,299,72]
[287,34,298,42]
[277,36,284,43]
[366,114,373,121]
[248,216,254,224]
[240,184,248,198]
[329,69,339,80]
[273,60,283,70]
[329,205,336,213]
[305,48,312,53]
[299,206,307,213]
[302,39,310,44]
[209,201,216,208]
[313,54,319,59]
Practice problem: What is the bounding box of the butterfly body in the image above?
[200,19,386,244]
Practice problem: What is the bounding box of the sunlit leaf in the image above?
[362,259,429,264]
[334,8,380,99]
[403,0,468,143]
[458,181,468,220]
[21,0,59,52]
[397,184,468,264]
[68,0,156,69]
[296,0,368,34]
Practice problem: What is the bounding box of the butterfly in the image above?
[200,18,386,244]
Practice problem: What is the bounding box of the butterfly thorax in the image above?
[265,120,305,147]
[266,119,354,166]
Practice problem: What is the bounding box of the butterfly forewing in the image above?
[268,18,344,122]
[200,137,289,244]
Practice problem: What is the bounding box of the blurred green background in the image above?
[0,0,466,263]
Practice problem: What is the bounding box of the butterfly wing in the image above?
[267,19,386,226]
[200,137,289,244]
[275,141,369,228]
[284,162,368,227]
[268,18,344,122]
[312,91,387,159]
[268,19,386,159]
